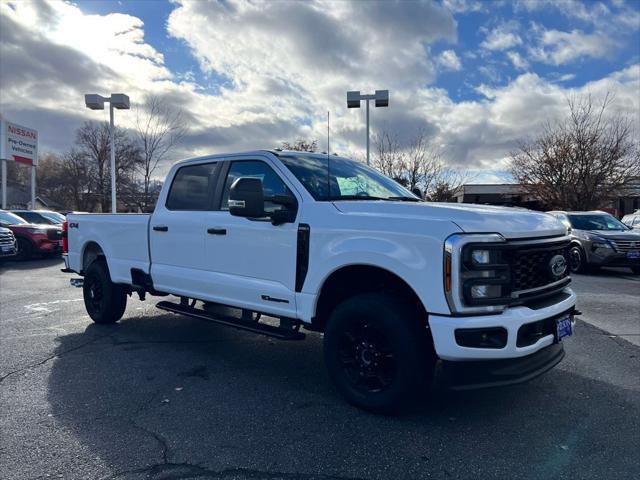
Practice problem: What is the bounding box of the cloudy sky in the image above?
[1,0,639,182]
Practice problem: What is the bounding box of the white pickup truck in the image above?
[63,150,576,412]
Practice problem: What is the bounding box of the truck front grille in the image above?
[510,243,570,292]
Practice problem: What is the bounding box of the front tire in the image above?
[83,260,127,324]
[569,245,587,273]
[16,237,33,260]
[323,293,433,414]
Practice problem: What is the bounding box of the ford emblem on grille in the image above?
[549,254,567,278]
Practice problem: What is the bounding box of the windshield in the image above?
[567,214,629,231]
[0,211,29,226]
[14,211,56,225]
[40,211,65,223]
[279,154,418,201]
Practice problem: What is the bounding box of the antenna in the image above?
[327,111,331,200]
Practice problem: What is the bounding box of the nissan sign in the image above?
[1,120,38,166]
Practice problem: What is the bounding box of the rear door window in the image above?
[166,163,218,211]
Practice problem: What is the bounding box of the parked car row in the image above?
[0,210,64,260]
[548,210,640,274]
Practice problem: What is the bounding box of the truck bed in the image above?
[66,213,151,285]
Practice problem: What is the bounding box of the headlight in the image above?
[471,249,490,264]
[444,233,509,314]
[470,284,502,299]
[590,238,612,249]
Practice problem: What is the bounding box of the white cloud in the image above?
[530,28,617,65]
[506,51,529,70]
[557,73,576,82]
[481,23,522,51]
[0,0,638,177]
[516,0,639,32]
[437,50,462,71]
[442,0,485,13]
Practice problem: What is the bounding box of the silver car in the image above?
[548,211,640,275]
[0,226,18,259]
[621,210,640,230]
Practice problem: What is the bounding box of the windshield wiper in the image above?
[328,195,387,201]
[329,195,422,202]
[387,196,422,202]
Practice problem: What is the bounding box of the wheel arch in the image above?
[81,240,106,273]
[311,264,429,332]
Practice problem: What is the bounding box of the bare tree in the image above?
[510,93,640,210]
[75,121,142,212]
[373,129,470,200]
[373,131,405,183]
[281,139,318,152]
[134,96,186,212]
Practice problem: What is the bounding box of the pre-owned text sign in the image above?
[2,121,38,166]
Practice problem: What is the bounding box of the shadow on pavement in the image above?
[44,312,640,479]
[0,256,64,272]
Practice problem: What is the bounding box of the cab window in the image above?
[221,161,292,213]
[166,163,218,211]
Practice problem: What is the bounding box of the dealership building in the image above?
[453,180,640,217]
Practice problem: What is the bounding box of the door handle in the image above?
[207,228,227,235]
[153,225,169,232]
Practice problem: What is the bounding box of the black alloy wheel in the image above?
[338,318,396,394]
[569,245,586,273]
[324,293,434,413]
[82,260,127,324]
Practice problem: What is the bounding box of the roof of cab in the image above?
[172,149,348,167]
[548,210,611,215]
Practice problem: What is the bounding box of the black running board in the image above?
[156,301,305,340]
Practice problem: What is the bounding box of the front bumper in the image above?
[35,239,62,254]
[442,342,565,390]
[0,246,17,257]
[429,287,576,361]
[587,249,640,268]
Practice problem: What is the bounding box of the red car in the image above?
[0,210,63,260]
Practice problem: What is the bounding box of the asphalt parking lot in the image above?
[1,259,639,480]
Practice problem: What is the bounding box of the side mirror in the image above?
[411,187,423,199]
[229,177,265,218]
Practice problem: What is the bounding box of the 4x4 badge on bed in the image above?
[549,254,567,278]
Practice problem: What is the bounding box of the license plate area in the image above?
[556,314,573,342]
[626,251,640,259]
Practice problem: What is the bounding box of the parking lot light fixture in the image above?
[347,90,389,166]
[84,93,130,213]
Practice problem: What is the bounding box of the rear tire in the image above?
[83,260,127,324]
[16,237,32,260]
[323,293,434,414]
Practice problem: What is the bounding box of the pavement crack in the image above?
[0,331,114,384]
[129,421,169,465]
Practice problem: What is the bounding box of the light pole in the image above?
[347,90,389,165]
[84,93,130,213]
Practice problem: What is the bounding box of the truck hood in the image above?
[332,201,566,239]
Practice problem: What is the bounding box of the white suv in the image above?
[622,210,640,230]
